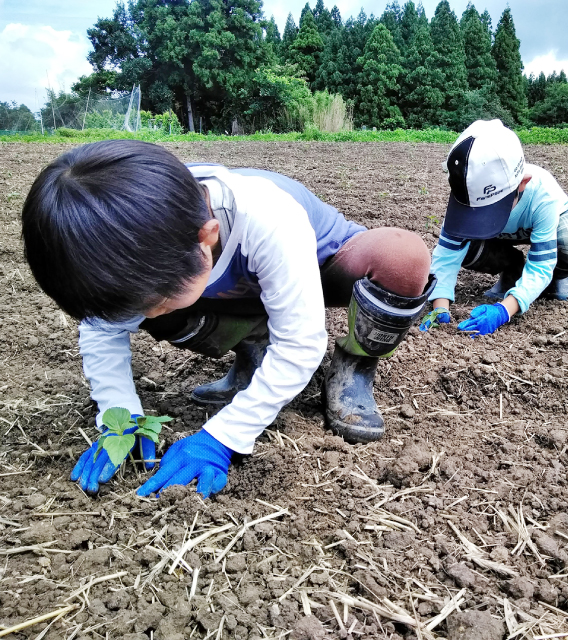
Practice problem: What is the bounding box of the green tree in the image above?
[315,26,354,96]
[356,23,404,128]
[527,72,547,108]
[0,102,39,131]
[492,7,527,122]
[444,88,515,130]
[399,20,445,127]
[430,0,468,116]
[330,5,342,28]
[400,1,419,48]
[72,70,120,97]
[289,8,324,85]
[380,1,404,53]
[299,3,312,28]
[245,65,314,131]
[282,13,299,60]
[480,9,492,35]
[84,0,268,132]
[313,0,334,39]
[530,82,568,126]
[264,16,282,60]
[460,3,497,91]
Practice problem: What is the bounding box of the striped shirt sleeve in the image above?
[429,228,470,302]
[507,210,559,313]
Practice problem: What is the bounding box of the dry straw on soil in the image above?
[1,141,568,639]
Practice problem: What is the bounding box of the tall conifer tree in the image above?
[460,3,497,91]
[400,1,419,48]
[400,18,445,126]
[316,27,354,96]
[430,0,468,114]
[330,5,342,28]
[299,3,312,28]
[492,7,527,122]
[289,8,324,85]
[282,13,299,60]
[480,9,492,35]
[356,23,403,127]
[380,1,404,53]
[313,0,334,38]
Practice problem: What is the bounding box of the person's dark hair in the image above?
[22,140,211,321]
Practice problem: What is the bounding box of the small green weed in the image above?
[425,214,440,229]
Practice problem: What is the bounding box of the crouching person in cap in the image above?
[420,119,568,337]
[22,141,434,498]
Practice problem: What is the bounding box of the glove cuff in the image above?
[495,303,510,323]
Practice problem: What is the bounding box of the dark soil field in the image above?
[1,140,568,640]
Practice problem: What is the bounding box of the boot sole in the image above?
[190,391,234,407]
[328,420,385,444]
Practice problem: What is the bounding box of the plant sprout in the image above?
[94,407,172,467]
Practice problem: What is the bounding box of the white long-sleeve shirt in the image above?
[79,165,365,453]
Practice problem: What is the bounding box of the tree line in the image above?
[3,0,568,133]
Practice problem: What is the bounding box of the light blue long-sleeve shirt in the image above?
[430,164,568,313]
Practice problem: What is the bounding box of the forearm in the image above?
[432,298,450,310]
[501,295,520,318]
[79,318,144,426]
[204,332,327,453]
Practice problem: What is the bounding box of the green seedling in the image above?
[94,407,172,467]
[425,213,440,229]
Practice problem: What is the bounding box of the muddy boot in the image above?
[462,239,525,300]
[323,275,436,443]
[323,343,383,443]
[191,336,269,406]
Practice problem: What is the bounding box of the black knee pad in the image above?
[342,275,437,357]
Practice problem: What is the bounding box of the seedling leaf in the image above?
[103,434,136,467]
[102,407,134,434]
[134,428,160,443]
[136,415,172,432]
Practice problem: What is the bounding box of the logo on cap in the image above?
[483,185,496,195]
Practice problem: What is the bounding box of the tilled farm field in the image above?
[1,141,568,640]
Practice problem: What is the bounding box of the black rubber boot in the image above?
[542,266,568,301]
[323,343,383,443]
[323,275,436,443]
[462,239,525,300]
[191,336,269,406]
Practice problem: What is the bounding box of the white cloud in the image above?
[523,52,568,78]
[0,23,92,110]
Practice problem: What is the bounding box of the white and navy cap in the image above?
[443,119,525,239]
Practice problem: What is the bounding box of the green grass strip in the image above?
[3,126,568,145]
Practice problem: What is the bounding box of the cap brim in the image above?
[443,191,516,240]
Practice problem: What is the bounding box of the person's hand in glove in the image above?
[458,302,510,337]
[419,307,451,332]
[71,415,154,494]
[137,429,232,498]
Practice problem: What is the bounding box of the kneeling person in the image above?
[421,119,568,337]
[22,141,433,497]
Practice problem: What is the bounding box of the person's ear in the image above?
[518,173,532,193]
[198,218,220,248]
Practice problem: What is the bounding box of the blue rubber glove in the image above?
[71,416,155,494]
[137,429,232,498]
[419,307,451,332]
[458,303,510,337]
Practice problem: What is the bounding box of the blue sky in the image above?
[1,0,567,111]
